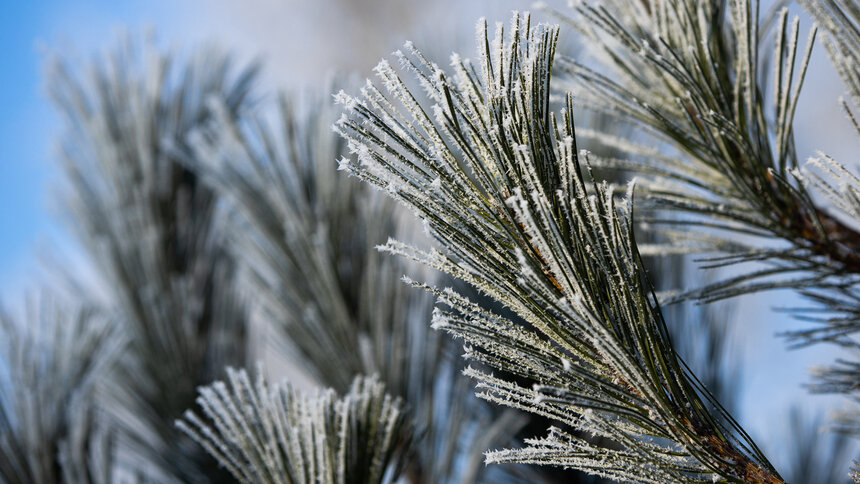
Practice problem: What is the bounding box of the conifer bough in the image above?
[178,370,411,484]
[335,13,782,484]
[48,40,257,482]
[186,91,525,484]
[546,0,860,348]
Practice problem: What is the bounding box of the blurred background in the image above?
[1,0,858,480]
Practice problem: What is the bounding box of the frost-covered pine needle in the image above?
[177,371,411,484]
[335,12,782,483]
[543,1,860,439]
[545,1,860,330]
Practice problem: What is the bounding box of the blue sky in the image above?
[0,1,181,294]
[1,1,61,290]
[0,0,856,474]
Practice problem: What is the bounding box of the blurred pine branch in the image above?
[47,38,258,482]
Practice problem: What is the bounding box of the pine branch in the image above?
[539,4,860,432]
[0,295,122,484]
[335,12,781,483]
[47,37,257,482]
[187,90,528,483]
[544,1,860,312]
[177,370,411,484]
[188,91,419,392]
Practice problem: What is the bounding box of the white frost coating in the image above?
[626,178,637,202]
[356,144,372,166]
[431,104,447,126]
[333,90,357,111]
[449,52,461,67]
[178,371,409,484]
[336,157,351,172]
[431,308,449,330]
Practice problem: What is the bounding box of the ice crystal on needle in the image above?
[336,12,782,483]
[178,371,410,484]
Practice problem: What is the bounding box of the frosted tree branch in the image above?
[336,12,782,483]
[178,371,411,484]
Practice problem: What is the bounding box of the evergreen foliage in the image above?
[186,90,529,484]
[542,0,860,445]
[47,39,257,482]
[177,371,410,484]
[187,92,432,393]
[2,0,859,482]
[335,13,781,483]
